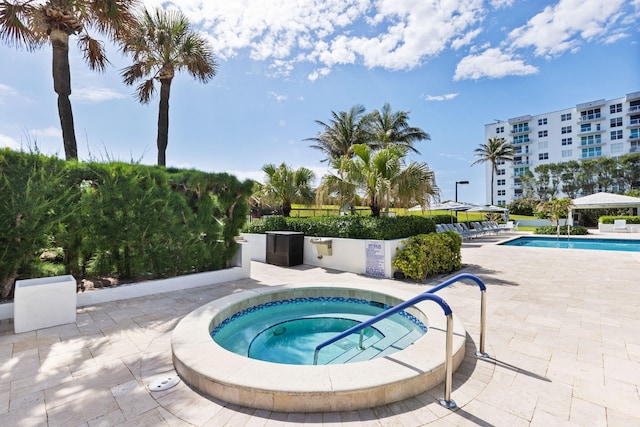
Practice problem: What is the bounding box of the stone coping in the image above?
[171,283,466,412]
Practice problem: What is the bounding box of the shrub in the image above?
[242,215,436,240]
[534,225,589,235]
[599,216,640,225]
[392,231,462,280]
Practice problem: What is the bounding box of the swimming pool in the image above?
[501,236,640,252]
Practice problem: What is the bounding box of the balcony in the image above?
[578,128,602,136]
[580,139,604,147]
[630,146,640,153]
[629,118,640,128]
[577,114,604,124]
[629,105,640,114]
[510,128,530,136]
[511,160,530,167]
[512,138,530,145]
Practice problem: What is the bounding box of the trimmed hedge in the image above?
[599,216,640,225]
[242,215,436,240]
[392,231,462,280]
[534,225,589,235]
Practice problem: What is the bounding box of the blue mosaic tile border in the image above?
[211,296,428,337]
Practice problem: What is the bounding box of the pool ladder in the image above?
[312,273,489,409]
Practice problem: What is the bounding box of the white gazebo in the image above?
[570,192,640,231]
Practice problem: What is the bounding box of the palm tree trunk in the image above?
[50,29,78,160]
[157,78,172,166]
[369,203,381,217]
[490,166,496,205]
[282,201,292,217]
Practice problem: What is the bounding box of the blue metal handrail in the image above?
[312,273,489,409]
[312,292,452,365]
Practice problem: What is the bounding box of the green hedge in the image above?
[392,231,462,280]
[242,215,436,240]
[0,149,253,299]
[534,225,589,235]
[599,216,640,224]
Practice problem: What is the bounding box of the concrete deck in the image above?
[1,232,639,426]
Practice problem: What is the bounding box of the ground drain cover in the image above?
[148,375,180,392]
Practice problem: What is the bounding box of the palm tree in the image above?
[471,137,514,205]
[536,197,573,237]
[0,0,138,160]
[305,105,371,163]
[368,102,430,154]
[121,8,217,166]
[261,163,315,217]
[336,144,438,217]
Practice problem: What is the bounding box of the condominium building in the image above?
[484,91,640,205]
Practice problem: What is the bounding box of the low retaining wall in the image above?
[241,233,404,279]
[0,242,251,324]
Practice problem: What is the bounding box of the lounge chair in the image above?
[613,219,628,232]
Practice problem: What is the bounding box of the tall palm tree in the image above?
[471,137,514,205]
[0,0,138,160]
[368,102,430,154]
[120,8,217,166]
[261,163,315,217]
[305,105,371,163]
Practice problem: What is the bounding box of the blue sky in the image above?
[1,0,639,204]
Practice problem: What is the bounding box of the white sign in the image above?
[365,240,385,278]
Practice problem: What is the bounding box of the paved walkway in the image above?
[1,233,639,426]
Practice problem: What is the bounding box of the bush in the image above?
[242,215,436,240]
[392,231,462,280]
[0,150,253,298]
[534,225,589,235]
[599,216,640,225]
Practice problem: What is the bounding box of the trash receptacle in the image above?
[266,231,304,266]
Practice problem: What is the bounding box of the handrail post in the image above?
[358,329,364,350]
[439,313,456,409]
[475,290,489,358]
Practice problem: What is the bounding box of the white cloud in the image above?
[0,83,18,99]
[269,91,287,103]
[0,134,19,149]
[454,47,538,80]
[507,0,627,58]
[140,0,633,81]
[72,87,127,103]
[425,93,459,101]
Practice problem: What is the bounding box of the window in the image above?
[631,128,640,139]
[496,169,506,176]
[562,149,572,157]
[497,200,506,206]
[562,126,572,134]
[497,159,505,165]
[561,113,572,121]
[538,141,548,149]
[497,190,506,196]
[611,130,623,140]
[538,118,547,126]
[497,179,506,186]
[611,143,623,154]
[538,130,548,137]
[514,167,529,177]
[610,103,622,114]
[610,117,623,128]
[581,124,591,132]
[496,126,504,133]
[538,153,549,160]
[581,108,601,120]
[581,134,602,145]
[581,146,602,158]
[632,141,640,152]
[512,123,529,133]
[562,137,573,146]
[513,135,530,144]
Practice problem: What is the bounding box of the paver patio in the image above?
[1,232,639,426]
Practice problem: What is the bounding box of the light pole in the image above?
[455,181,469,219]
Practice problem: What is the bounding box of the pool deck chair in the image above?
[613,219,628,232]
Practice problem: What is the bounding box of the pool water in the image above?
[500,236,640,252]
[212,297,426,365]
